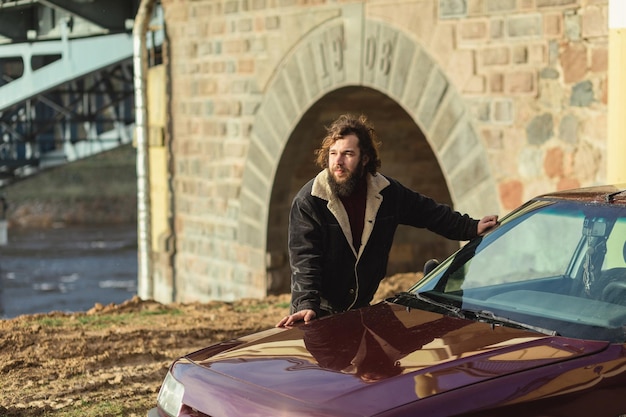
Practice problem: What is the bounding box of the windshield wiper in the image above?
[461,308,558,336]
[392,292,464,318]
[391,293,558,336]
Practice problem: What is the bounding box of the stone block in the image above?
[538,77,565,108]
[559,113,579,144]
[439,0,467,19]
[560,43,587,84]
[449,155,490,199]
[467,0,485,15]
[518,147,544,178]
[481,128,504,149]
[251,115,281,157]
[570,80,594,107]
[543,146,564,178]
[490,18,504,39]
[283,57,307,110]
[536,0,576,7]
[389,34,418,100]
[418,68,449,131]
[590,47,607,73]
[486,0,516,13]
[252,0,267,10]
[528,44,547,64]
[440,122,481,171]
[247,139,273,178]
[458,19,489,43]
[225,1,239,14]
[512,45,528,64]
[403,49,434,111]
[238,18,253,32]
[468,98,491,121]
[581,5,607,38]
[505,71,536,94]
[295,44,321,103]
[492,99,514,124]
[563,11,581,41]
[544,13,563,37]
[557,177,580,191]
[526,113,554,145]
[572,141,601,181]
[266,15,280,30]
[237,58,255,74]
[507,14,542,38]
[489,73,504,93]
[431,97,465,149]
[271,73,298,122]
[481,46,509,66]
[498,179,524,211]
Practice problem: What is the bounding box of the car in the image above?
[148,185,626,417]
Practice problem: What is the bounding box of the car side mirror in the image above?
[423,258,440,275]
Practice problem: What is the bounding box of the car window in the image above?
[448,210,582,291]
[603,217,626,270]
[407,201,626,342]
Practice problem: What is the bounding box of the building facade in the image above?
[144,0,609,304]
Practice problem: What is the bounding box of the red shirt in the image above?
[339,175,367,250]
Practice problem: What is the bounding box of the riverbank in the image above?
[0,273,418,417]
[1,144,137,228]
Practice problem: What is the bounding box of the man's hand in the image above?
[477,215,499,236]
[276,309,316,327]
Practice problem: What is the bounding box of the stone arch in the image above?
[240,8,499,294]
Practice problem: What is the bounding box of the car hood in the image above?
[179,302,611,416]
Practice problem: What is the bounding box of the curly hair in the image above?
[314,114,382,174]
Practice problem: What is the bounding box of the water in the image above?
[0,225,138,318]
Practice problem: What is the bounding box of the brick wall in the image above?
[154,0,608,303]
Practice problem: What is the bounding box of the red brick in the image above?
[590,47,607,73]
[499,180,524,211]
[505,71,535,94]
[560,43,587,84]
[544,147,564,178]
[544,13,562,38]
[557,177,580,191]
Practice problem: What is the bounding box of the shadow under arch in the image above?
[240,12,499,295]
[265,87,464,294]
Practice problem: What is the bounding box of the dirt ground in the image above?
[0,273,420,417]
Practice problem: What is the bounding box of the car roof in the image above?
[534,184,626,205]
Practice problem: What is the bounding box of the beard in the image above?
[327,162,364,198]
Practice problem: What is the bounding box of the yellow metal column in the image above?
[608,0,626,184]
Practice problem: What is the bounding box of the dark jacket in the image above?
[288,170,479,318]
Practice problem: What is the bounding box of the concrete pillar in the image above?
[608,0,626,184]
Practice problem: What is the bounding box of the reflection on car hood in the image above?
[179,302,610,416]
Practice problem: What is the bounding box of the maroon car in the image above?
[149,185,626,417]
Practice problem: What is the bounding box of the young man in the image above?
[276,114,498,327]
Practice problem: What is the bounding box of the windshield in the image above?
[406,200,626,342]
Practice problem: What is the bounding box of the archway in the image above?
[266,86,459,294]
[240,12,499,297]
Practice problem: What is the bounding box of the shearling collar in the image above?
[311,170,390,257]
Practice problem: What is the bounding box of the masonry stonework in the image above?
[152,0,608,304]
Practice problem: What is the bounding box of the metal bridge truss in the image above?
[0,0,144,185]
[0,58,135,182]
[0,0,164,185]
